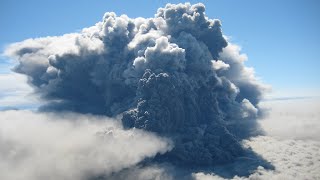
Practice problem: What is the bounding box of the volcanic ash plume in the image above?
[5,3,265,165]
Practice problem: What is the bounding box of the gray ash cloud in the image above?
[5,3,266,166]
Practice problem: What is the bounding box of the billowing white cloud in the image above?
[0,110,172,180]
[241,98,258,118]
[212,60,230,71]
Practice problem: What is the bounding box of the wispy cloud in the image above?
[0,73,41,110]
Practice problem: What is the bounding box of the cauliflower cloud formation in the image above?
[5,3,266,166]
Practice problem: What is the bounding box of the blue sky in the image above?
[1,0,320,97]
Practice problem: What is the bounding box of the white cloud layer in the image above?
[193,136,320,180]
[259,98,320,140]
[192,98,320,180]
[0,110,172,180]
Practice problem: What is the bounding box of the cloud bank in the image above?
[192,98,320,179]
[0,110,172,180]
[4,3,266,166]
[259,98,320,141]
[193,136,320,180]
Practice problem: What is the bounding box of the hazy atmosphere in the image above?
[0,1,319,179]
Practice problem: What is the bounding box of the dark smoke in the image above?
[5,3,266,167]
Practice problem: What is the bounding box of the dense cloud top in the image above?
[5,3,265,166]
